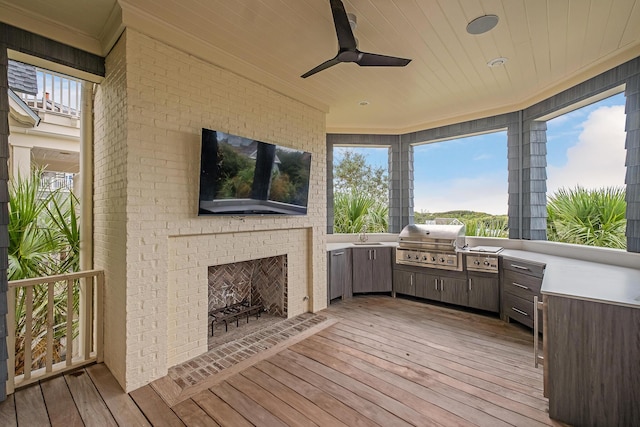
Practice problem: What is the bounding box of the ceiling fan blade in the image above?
[301,56,341,78]
[356,52,412,67]
[330,0,357,50]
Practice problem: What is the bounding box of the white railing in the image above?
[20,69,82,118]
[6,270,104,393]
[40,172,74,193]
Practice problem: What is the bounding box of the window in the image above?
[333,147,389,233]
[545,91,627,249]
[413,131,508,237]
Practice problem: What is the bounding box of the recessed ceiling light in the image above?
[466,15,499,35]
[487,57,508,68]
[359,100,370,106]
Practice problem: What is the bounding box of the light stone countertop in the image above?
[326,242,398,251]
[501,249,640,309]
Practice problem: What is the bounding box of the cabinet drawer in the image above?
[503,293,534,328]
[503,269,542,298]
[502,256,545,278]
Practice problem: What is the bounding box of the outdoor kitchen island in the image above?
[501,249,640,427]
[326,241,640,426]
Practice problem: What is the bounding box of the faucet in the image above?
[359,224,368,243]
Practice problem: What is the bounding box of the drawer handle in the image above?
[511,307,529,316]
[332,252,344,256]
[512,282,529,290]
[511,264,531,271]
[534,296,544,368]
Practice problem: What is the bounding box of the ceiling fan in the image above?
[301,0,412,78]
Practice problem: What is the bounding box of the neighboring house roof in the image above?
[7,59,37,95]
[7,88,40,127]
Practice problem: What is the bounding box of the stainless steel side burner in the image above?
[465,246,503,273]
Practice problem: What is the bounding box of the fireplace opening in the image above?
[207,255,287,345]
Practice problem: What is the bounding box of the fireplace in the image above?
[208,255,287,335]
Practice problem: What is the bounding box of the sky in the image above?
[334,92,627,215]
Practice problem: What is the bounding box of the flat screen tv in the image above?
[198,128,312,215]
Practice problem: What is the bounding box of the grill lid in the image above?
[398,223,466,251]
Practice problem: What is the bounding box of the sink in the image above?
[353,242,383,245]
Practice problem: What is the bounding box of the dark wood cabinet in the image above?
[467,272,499,313]
[327,249,351,303]
[416,271,440,300]
[352,247,392,293]
[501,256,545,328]
[419,271,467,305]
[393,265,470,306]
[393,269,416,296]
[545,295,640,426]
[439,276,468,306]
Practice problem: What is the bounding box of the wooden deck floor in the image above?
[0,296,564,426]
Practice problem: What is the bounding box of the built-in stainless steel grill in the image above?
[396,222,466,271]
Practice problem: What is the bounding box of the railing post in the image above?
[81,276,93,360]
[6,288,15,396]
[96,271,104,363]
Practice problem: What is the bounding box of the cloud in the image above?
[546,105,626,194]
[413,173,508,215]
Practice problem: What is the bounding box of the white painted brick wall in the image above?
[94,29,327,391]
[93,33,129,387]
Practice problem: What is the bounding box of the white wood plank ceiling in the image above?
[2,0,639,133]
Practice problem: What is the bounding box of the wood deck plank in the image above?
[309,332,553,421]
[254,361,378,427]
[129,385,184,427]
[225,374,317,427]
[340,300,541,371]
[329,305,546,389]
[354,299,541,364]
[6,296,559,427]
[14,383,50,426]
[240,366,350,427]
[296,336,551,427]
[212,381,288,427]
[0,394,17,427]
[40,375,84,427]
[86,364,151,427]
[172,399,220,427]
[336,314,542,387]
[190,389,252,427]
[289,340,475,427]
[317,327,548,409]
[269,354,413,427]
[65,369,118,426]
[280,346,441,427]
[326,320,545,398]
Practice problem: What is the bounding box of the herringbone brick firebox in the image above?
[207,255,287,318]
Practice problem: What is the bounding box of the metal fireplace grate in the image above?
[208,299,264,336]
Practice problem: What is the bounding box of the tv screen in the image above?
[199,128,312,215]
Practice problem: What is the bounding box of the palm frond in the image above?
[547,186,626,249]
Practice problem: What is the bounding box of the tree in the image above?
[547,186,626,249]
[334,149,388,203]
[333,149,389,233]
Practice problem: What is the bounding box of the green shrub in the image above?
[547,186,626,249]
